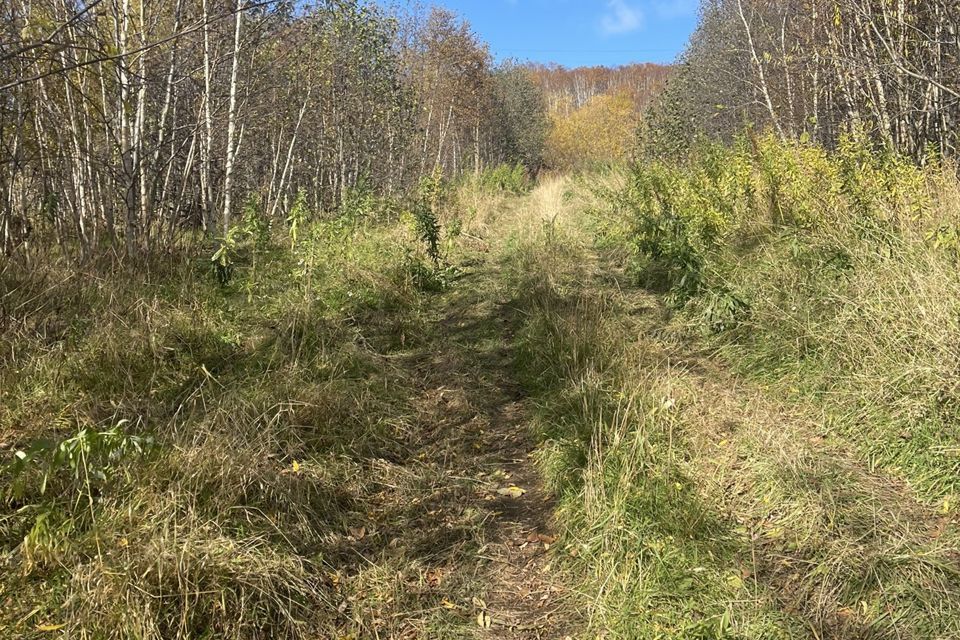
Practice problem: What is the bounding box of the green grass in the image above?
[494,178,805,638]
[594,136,960,500]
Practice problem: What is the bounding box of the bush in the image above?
[606,134,929,312]
[477,162,531,194]
[545,92,639,170]
[600,132,960,501]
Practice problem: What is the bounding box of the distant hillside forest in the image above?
[528,63,672,116]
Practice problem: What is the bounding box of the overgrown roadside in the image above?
[501,172,960,639]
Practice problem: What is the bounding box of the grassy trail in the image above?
[0,180,584,640]
[4,175,960,639]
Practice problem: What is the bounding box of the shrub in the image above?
[605,133,930,317]
[600,132,960,502]
[477,162,531,194]
[546,92,639,170]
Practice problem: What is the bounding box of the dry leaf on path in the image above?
[534,533,557,544]
[476,610,492,628]
[496,486,527,498]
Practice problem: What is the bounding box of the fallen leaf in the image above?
[349,526,366,540]
[538,534,558,545]
[292,460,302,473]
[36,623,66,632]
[441,599,458,610]
[497,486,526,498]
[726,573,745,589]
[476,610,492,628]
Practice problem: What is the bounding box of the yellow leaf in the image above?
[36,623,66,632]
[441,599,458,610]
[292,460,301,473]
[496,486,526,498]
[476,610,492,628]
[726,573,745,589]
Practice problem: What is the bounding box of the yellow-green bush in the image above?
[601,133,960,500]
[546,92,639,170]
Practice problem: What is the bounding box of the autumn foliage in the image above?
[545,92,639,169]
[525,62,668,170]
[527,63,671,116]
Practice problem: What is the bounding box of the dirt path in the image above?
[352,256,579,639]
[345,178,960,638]
[428,271,577,640]
[334,180,960,639]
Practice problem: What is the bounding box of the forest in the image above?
[2,1,960,639]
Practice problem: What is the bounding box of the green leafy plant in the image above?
[240,193,271,248]
[414,171,445,267]
[478,162,530,194]
[6,420,153,498]
[210,230,239,287]
[340,178,377,221]
[929,225,960,261]
[694,286,750,334]
[287,188,311,249]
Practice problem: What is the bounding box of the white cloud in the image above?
[600,0,644,35]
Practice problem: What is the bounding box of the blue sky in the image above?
[431,0,699,67]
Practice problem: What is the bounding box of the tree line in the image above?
[647,0,960,160]
[0,1,552,257]
[528,62,672,116]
